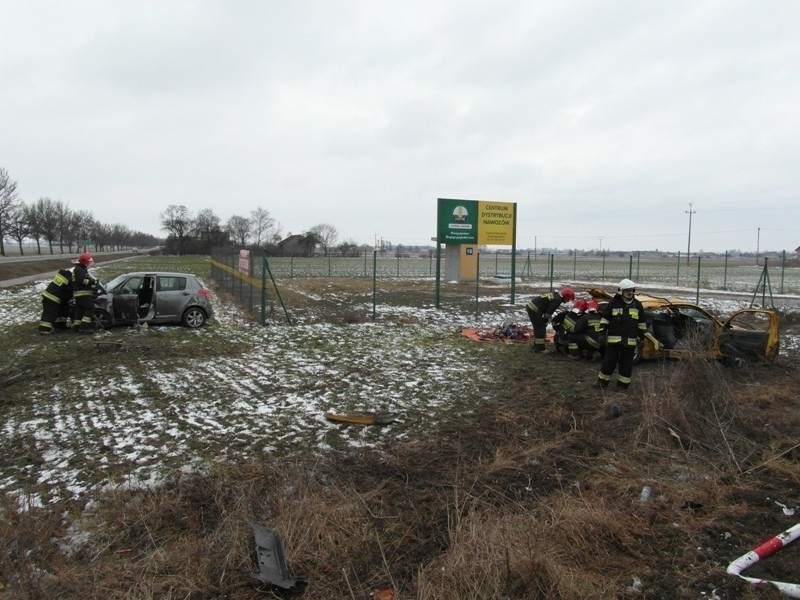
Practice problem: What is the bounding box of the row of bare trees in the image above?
[0,166,367,258]
[159,204,287,256]
[0,167,159,256]
[159,204,359,257]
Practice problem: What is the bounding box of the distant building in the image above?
[277,234,307,256]
[277,234,320,257]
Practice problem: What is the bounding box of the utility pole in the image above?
[756,227,761,265]
[685,203,696,266]
[534,235,537,261]
[598,237,603,255]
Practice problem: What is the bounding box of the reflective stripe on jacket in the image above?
[72,264,97,298]
[526,292,565,316]
[601,293,646,346]
[42,268,74,304]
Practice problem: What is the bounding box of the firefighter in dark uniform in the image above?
[569,300,604,360]
[552,299,586,358]
[595,279,647,390]
[525,288,574,353]
[39,267,75,334]
[72,253,99,332]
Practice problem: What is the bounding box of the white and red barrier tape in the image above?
[726,523,800,597]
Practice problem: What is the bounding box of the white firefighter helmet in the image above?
[618,278,636,292]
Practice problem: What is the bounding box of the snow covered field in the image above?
[1,266,798,507]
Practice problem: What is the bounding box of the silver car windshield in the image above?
[104,274,129,292]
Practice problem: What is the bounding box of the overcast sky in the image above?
[2,1,799,253]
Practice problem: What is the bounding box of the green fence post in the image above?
[573,250,577,278]
[636,251,641,281]
[239,257,244,303]
[249,252,254,317]
[495,251,498,275]
[429,254,433,277]
[397,255,400,277]
[475,252,481,316]
[261,250,267,325]
[548,254,554,290]
[781,250,786,294]
[226,252,232,293]
[364,249,367,278]
[723,251,729,290]
[510,246,517,304]
[601,251,606,282]
[290,256,294,278]
[695,255,701,304]
[628,255,633,279]
[676,251,681,286]
[263,255,292,325]
[328,254,331,277]
[372,250,377,321]
[435,242,441,308]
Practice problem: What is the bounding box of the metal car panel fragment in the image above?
[249,522,308,589]
[585,287,780,362]
[716,309,780,361]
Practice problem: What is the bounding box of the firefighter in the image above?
[525,288,575,353]
[553,299,587,358]
[39,266,75,334]
[570,300,604,360]
[595,279,647,390]
[71,253,99,333]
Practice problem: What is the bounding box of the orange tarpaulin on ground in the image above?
[460,327,555,343]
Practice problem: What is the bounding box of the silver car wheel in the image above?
[94,309,112,329]
[182,307,206,328]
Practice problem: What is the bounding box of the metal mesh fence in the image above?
[210,250,268,321]
[210,248,798,323]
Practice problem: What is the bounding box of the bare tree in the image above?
[24,203,44,254]
[90,221,112,252]
[300,231,320,256]
[73,210,97,251]
[309,223,339,257]
[33,197,60,254]
[0,167,19,256]
[337,239,361,257]
[110,224,132,251]
[6,201,29,255]
[61,210,81,253]
[226,215,251,247]
[160,204,193,255]
[55,200,72,253]
[250,207,282,248]
[195,209,223,254]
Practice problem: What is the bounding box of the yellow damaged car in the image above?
[586,288,780,363]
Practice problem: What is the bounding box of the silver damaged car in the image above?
[94,272,213,329]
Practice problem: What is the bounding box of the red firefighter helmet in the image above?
[77,252,93,267]
[572,299,588,313]
[560,288,575,302]
[586,300,600,313]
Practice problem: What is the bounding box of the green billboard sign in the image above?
[437,198,478,244]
